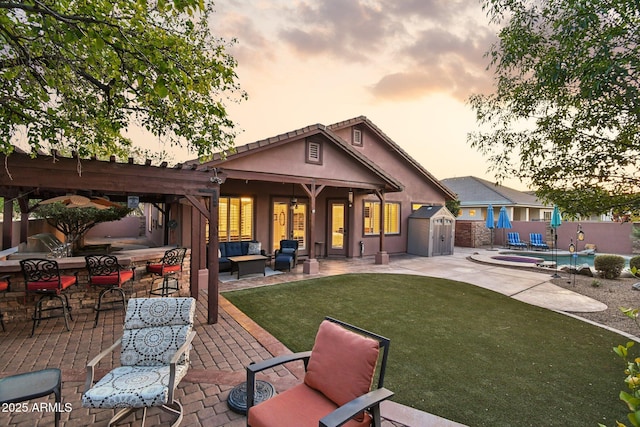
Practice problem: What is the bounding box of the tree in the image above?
[34,202,131,254]
[0,0,245,159]
[468,0,640,218]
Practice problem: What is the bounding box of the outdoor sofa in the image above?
[218,241,265,272]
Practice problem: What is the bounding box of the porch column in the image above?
[302,183,324,274]
[375,189,389,265]
[207,188,220,324]
[190,202,201,299]
[2,198,12,250]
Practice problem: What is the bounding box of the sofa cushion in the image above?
[281,247,296,255]
[226,242,243,257]
[219,244,227,258]
[304,320,379,408]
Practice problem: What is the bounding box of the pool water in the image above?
[502,252,629,267]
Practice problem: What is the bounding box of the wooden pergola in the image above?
[0,150,223,324]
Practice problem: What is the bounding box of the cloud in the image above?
[278,0,402,61]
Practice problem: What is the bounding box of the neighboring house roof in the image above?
[440,176,548,207]
[328,116,456,200]
[408,205,453,219]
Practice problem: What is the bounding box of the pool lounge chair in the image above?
[529,233,550,251]
[507,232,527,249]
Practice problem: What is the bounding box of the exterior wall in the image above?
[85,216,143,238]
[465,220,636,255]
[455,220,491,248]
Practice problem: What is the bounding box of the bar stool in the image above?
[20,259,77,336]
[146,247,186,297]
[85,255,134,327]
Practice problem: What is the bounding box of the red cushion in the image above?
[0,280,8,292]
[27,276,76,292]
[90,270,133,286]
[146,263,181,274]
[247,383,371,427]
[304,320,379,408]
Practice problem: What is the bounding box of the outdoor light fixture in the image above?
[290,183,297,208]
[569,240,576,253]
[348,190,354,207]
[577,224,585,242]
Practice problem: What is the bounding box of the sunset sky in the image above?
[174,1,528,190]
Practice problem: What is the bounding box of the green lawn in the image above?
[222,273,636,427]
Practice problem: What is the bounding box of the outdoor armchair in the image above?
[274,239,299,271]
[246,317,393,427]
[82,297,196,427]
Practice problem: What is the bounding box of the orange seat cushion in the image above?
[247,383,371,427]
[27,276,76,292]
[0,280,8,292]
[146,263,181,275]
[304,320,379,407]
[90,270,133,286]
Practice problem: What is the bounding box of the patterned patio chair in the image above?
[507,232,527,249]
[82,297,196,427]
[529,233,550,251]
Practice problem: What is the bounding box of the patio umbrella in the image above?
[496,206,512,247]
[550,205,562,277]
[486,204,495,249]
[40,195,119,210]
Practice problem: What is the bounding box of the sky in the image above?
[165,0,529,190]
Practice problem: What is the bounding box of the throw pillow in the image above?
[304,320,379,408]
[248,242,261,255]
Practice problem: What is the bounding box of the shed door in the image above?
[432,218,453,256]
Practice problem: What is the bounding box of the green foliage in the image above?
[469,0,640,217]
[0,0,245,159]
[600,341,640,427]
[445,199,461,217]
[594,254,626,279]
[630,256,640,277]
[34,202,130,253]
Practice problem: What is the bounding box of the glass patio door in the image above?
[327,201,347,256]
[272,201,306,253]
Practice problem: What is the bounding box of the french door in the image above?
[272,201,307,253]
[327,200,347,257]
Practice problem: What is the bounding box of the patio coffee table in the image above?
[228,255,268,279]
[0,368,62,427]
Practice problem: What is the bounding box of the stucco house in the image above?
[441,176,553,223]
[191,116,456,272]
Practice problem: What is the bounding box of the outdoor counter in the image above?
[0,246,191,324]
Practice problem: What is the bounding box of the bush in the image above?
[594,254,626,279]
[630,256,640,277]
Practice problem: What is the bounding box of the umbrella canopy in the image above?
[40,195,121,210]
[496,206,512,229]
[485,205,495,229]
[550,205,562,228]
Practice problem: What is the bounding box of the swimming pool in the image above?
[502,251,629,267]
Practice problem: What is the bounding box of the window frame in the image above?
[363,200,401,236]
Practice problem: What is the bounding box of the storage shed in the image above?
[407,205,456,256]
